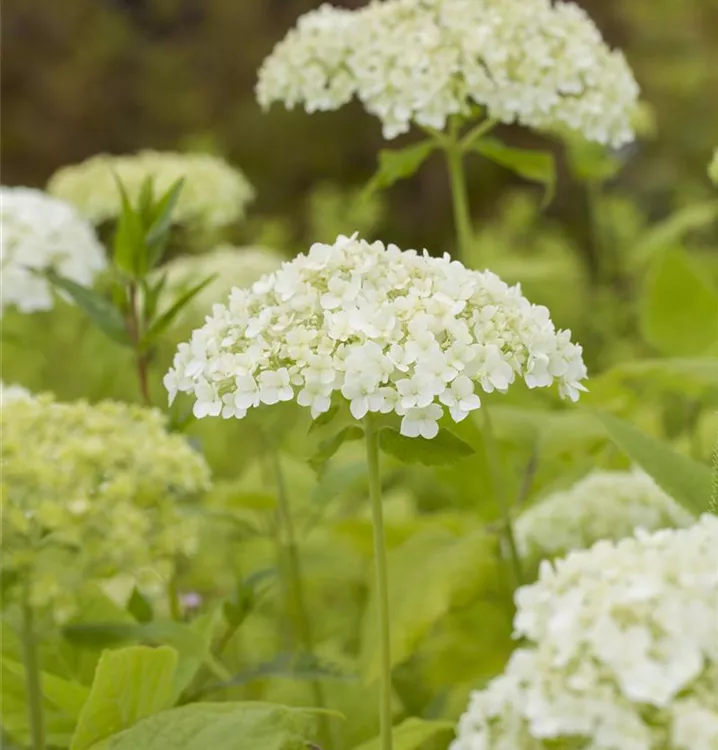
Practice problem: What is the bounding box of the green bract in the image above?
[1,395,211,621]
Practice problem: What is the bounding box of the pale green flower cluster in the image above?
[1,395,211,621]
[453,515,718,750]
[47,150,255,230]
[0,381,32,406]
[709,148,718,185]
[160,245,285,320]
[515,469,694,563]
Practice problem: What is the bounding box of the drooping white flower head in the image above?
[0,381,32,407]
[164,234,587,438]
[452,515,718,750]
[47,150,255,229]
[0,187,107,315]
[159,245,285,321]
[516,469,695,562]
[257,0,639,145]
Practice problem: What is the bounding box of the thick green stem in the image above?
[445,139,474,262]
[481,405,523,590]
[270,451,333,746]
[21,582,46,750]
[364,417,392,750]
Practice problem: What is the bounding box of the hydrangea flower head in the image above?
[257,0,639,145]
[1,395,211,621]
[1,187,106,315]
[47,150,255,229]
[0,381,32,406]
[160,245,285,321]
[164,234,587,438]
[516,469,694,563]
[452,515,718,750]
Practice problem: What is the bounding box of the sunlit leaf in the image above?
[379,427,474,466]
[352,717,454,750]
[364,141,436,197]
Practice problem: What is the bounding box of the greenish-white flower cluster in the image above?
[452,515,718,750]
[0,381,32,406]
[47,150,255,229]
[1,187,106,315]
[515,469,694,562]
[709,148,718,185]
[257,0,639,145]
[1,395,211,621]
[160,245,285,320]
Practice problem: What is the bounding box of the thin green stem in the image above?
[167,577,182,621]
[459,118,498,151]
[443,119,474,262]
[270,450,333,747]
[480,405,523,590]
[364,416,392,750]
[21,581,46,750]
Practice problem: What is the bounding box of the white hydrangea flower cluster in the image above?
[1,395,211,621]
[160,245,285,321]
[257,0,639,144]
[0,381,32,407]
[452,515,718,750]
[0,187,106,316]
[516,469,694,563]
[47,150,255,229]
[164,234,587,439]
[709,148,718,186]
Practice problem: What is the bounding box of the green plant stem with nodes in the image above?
[480,404,523,590]
[21,578,46,750]
[126,281,151,406]
[269,449,334,748]
[363,415,393,750]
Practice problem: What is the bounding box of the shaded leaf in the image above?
[364,141,436,197]
[309,425,364,472]
[564,138,622,183]
[353,717,454,750]
[379,427,474,466]
[127,588,153,624]
[145,178,184,268]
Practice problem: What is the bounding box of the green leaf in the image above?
[44,270,130,346]
[353,718,454,750]
[639,248,718,356]
[127,588,153,624]
[100,702,325,750]
[564,138,622,183]
[141,274,167,325]
[112,177,146,278]
[596,411,712,514]
[145,178,184,268]
[308,425,364,472]
[361,529,498,680]
[71,646,178,750]
[139,274,216,351]
[364,141,436,197]
[1,656,90,748]
[379,427,474,466]
[470,138,555,205]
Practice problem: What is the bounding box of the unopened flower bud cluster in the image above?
[452,515,718,750]
[516,469,694,563]
[257,0,639,144]
[1,187,106,316]
[165,235,587,439]
[1,395,211,621]
[48,150,255,230]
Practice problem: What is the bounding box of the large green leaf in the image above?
[563,137,622,183]
[71,645,178,750]
[361,528,498,680]
[470,138,555,204]
[98,702,324,750]
[0,656,89,748]
[596,411,712,514]
[364,141,436,197]
[353,718,454,750]
[639,247,718,356]
[379,427,475,466]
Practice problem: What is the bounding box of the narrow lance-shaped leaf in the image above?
[139,274,216,352]
[112,175,145,278]
[145,177,185,269]
[141,273,168,325]
[363,140,436,198]
[470,138,556,205]
[43,270,130,346]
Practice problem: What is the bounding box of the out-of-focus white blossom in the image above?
[0,381,32,407]
[1,187,106,315]
[709,149,718,185]
[47,151,254,229]
[452,515,718,750]
[257,0,639,144]
[516,469,694,562]
[164,234,586,439]
[159,245,285,321]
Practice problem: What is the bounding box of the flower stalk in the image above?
[21,580,46,750]
[364,415,393,750]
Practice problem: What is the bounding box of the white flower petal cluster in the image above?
[1,187,106,316]
[164,234,586,438]
[709,148,718,186]
[257,0,639,145]
[160,245,285,321]
[516,469,694,563]
[452,515,718,750]
[47,150,255,229]
[0,381,32,407]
